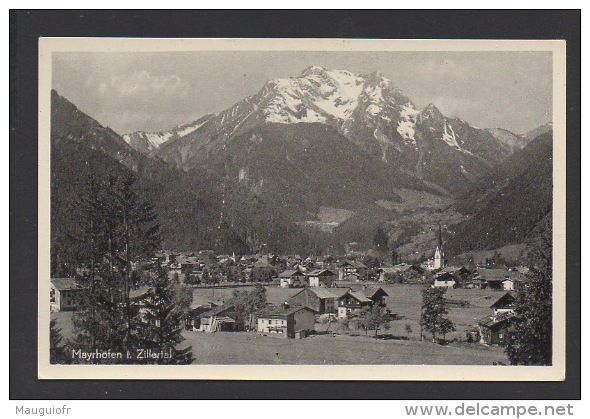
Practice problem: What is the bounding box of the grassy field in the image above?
[182,331,506,365]
[51,283,509,365]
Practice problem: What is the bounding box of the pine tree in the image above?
[505,215,552,365]
[50,318,71,364]
[420,286,454,343]
[71,172,161,359]
[137,269,193,365]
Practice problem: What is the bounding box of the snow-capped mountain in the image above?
[127,66,515,194]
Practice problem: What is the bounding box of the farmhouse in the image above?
[278,269,306,288]
[196,305,241,332]
[185,302,218,330]
[464,279,487,289]
[337,290,373,318]
[50,278,87,312]
[288,287,349,314]
[433,272,457,288]
[338,260,367,281]
[353,285,389,306]
[256,306,317,338]
[489,292,517,315]
[476,268,511,290]
[306,269,337,287]
[477,313,518,346]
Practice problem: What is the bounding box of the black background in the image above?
[10,9,581,400]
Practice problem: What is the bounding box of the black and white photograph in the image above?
[37,38,566,380]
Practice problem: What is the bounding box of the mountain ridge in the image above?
[124,66,520,195]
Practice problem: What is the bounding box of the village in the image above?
[50,230,532,365]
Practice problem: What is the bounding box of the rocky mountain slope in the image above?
[447,130,553,254]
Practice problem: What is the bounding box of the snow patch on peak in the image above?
[396,103,419,144]
[441,123,474,156]
[397,120,416,144]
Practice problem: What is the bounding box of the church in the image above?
[422,225,447,271]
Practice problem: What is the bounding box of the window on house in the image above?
[498,333,504,339]
[50,289,55,303]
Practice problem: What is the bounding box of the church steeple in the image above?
[433,224,445,270]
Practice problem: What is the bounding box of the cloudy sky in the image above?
[52,50,552,135]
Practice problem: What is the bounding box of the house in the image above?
[433,272,457,288]
[185,302,218,330]
[175,256,200,274]
[476,268,511,290]
[256,306,317,338]
[278,269,306,288]
[477,312,518,345]
[196,305,241,332]
[288,287,349,315]
[352,285,389,307]
[489,292,517,316]
[306,269,337,287]
[337,290,373,318]
[464,279,488,289]
[50,278,87,312]
[338,260,367,281]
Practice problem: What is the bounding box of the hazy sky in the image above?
[52,51,552,135]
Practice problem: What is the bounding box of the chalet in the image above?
[176,256,200,274]
[353,285,389,307]
[50,278,87,312]
[306,269,337,287]
[476,268,511,290]
[256,306,317,338]
[338,260,367,281]
[477,313,518,345]
[464,279,487,289]
[185,302,218,330]
[278,269,306,288]
[337,290,373,318]
[433,272,457,288]
[490,292,517,316]
[196,305,241,332]
[288,287,349,315]
[440,266,471,285]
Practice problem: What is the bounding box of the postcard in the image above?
[38,38,566,380]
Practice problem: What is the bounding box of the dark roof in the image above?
[490,292,517,309]
[306,269,336,277]
[477,313,517,330]
[351,285,389,298]
[344,290,373,304]
[199,305,235,318]
[51,278,85,291]
[290,287,350,300]
[312,287,346,299]
[257,305,318,318]
[434,272,456,281]
[278,269,304,278]
[476,268,511,281]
